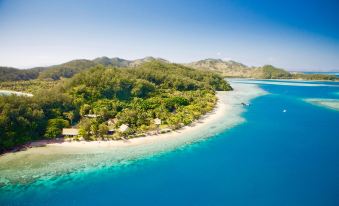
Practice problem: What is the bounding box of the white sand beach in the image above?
[35,82,266,150]
[49,92,231,149]
[0,82,266,184]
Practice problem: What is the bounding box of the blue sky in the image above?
[0,0,338,71]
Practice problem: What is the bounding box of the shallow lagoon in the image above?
[305,98,339,111]
[1,80,339,206]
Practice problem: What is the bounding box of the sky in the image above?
[0,0,339,71]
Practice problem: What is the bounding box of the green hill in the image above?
[259,65,292,79]
[93,57,131,67]
[38,59,98,80]
[0,57,337,82]
[188,59,337,80]
[187,58,259,78]
[0,67,43,81]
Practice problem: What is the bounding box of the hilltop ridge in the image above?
[186,58,259,78]
[0,57,337,81]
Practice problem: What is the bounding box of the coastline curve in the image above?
[0,82,266,186]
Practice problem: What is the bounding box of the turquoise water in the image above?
[1,80,339,205]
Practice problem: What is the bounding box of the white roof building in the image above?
[154,118,161,125]
[62,128,79,136]
[119,124,129,132]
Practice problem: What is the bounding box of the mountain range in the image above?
[0,57,337,81]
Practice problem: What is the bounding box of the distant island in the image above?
[187,58,338,80]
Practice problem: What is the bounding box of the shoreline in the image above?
[47,93,227,149]
[33,82,264,149]
[0,82,267,185]
[1,89,226,153]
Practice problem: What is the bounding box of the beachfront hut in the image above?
[154,118,161,125]
[119,124,129,133]
[62,128,79,137]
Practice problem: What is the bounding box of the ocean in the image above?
[1,79,338,206]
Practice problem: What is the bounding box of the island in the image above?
[0,61,231,153]
[0,57,336,153]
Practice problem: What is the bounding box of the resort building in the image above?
[62,128,79,137]
[154,118,161,125]
[119,124,129,133]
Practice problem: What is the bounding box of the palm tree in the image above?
[64,111,74,125]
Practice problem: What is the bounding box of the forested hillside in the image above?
[259,65,292,79]
[0,67,42,81]
[38,59,97,80]
[0,80,60,94]
[187,58,258,78]
[188,59,337,80]
[0,61,231,152]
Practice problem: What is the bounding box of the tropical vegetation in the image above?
[0,61,231,152]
